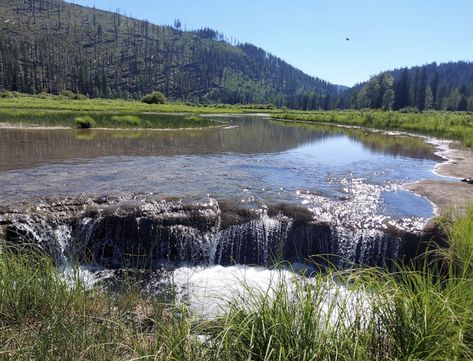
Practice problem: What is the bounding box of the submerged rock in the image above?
[0,194,441,270]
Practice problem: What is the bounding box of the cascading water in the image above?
[0,192,439,271]
[0,116,449,319]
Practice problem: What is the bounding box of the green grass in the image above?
[0,91,280,129]
[0,91,278,114]
[0,109,222,129]
[1,207,473,359]
[74,115,95,129]
[272,109,473,147]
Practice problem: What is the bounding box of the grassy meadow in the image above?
[272,110,473,147]
[0,91,278,113]
[1,207,473,360]
[0,109,220,129]
[2,92,473,147]
[0,91,277,129]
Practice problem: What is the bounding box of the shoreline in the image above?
[273,117,473,218]
[405,140,473,218]
[2,116,472,218]
[0,122,229,132]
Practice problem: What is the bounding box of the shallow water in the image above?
[1,115,447,316]
[0,116,441,219]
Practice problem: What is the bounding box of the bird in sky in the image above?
[346,37,350,41]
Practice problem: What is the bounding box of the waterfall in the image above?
[0,195,437,269]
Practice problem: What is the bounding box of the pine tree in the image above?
[430,72,439,109]
[424,86,434,110]
[394,68,410,110]
[416,67,427,110]
[382,89,395,110]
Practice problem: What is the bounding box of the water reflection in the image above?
[0,116,442,221]
[0,116,439,171]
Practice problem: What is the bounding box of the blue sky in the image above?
[72,0,473,86]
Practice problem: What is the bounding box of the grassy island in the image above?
[0,92,275,130]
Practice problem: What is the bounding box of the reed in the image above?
[0,109,220,129]
[272,110,473,147]
[1,207,472,360]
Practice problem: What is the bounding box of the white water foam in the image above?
[170,264,371,327]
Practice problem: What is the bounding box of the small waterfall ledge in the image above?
[0,194,441,270]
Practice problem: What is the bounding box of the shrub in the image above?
[0,90,15,98]
[72,93,88,100]
[184,115,203,122]
[36,92,52,99]
[141,91,166,104]
[60,90,88,100]
[74,116,95,129]
[398,106,419,113]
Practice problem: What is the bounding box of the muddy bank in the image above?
[406,142,473,217]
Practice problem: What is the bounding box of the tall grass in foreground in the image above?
[1,208,473,360]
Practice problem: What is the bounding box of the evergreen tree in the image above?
[394,68,410,109]
[416,67,427,110]
[430,72,439,109]
[382,89,395,110]
[424,86,434,110]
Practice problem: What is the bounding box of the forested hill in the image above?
[0,0,341,108]
[346,61,473,111]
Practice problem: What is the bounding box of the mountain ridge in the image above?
[0,0,341,108]
[0,0,471,111]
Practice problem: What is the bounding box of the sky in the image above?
[72,0,473,87]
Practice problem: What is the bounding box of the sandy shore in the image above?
[405,141,473,218]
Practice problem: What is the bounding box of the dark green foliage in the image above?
[142,91,166,104]
[74,115,95,128]
[60,90,88,100]
[349,62,473,111]
[0,0,338,109]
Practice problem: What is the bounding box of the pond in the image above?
[0,115,441,216]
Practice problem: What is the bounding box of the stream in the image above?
[0,115,446,316]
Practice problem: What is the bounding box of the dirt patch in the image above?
[406,181,473,217]
[406,142,473,217]
[434,145,473,179]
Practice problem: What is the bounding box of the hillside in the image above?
[0,0,340,108]
[346,61,473,111]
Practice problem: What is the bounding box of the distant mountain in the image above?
[0,0,341,108]
[345,62,473,111]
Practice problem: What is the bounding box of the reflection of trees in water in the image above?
[274,121,439,160]
[0,116,437,171]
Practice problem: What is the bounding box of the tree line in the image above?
[347,62,473,111]
[0,0,471,111]
[0,0,336,109]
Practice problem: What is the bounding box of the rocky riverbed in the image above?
[0,194,441,270]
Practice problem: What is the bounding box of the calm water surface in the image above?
[0,116,442,220]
